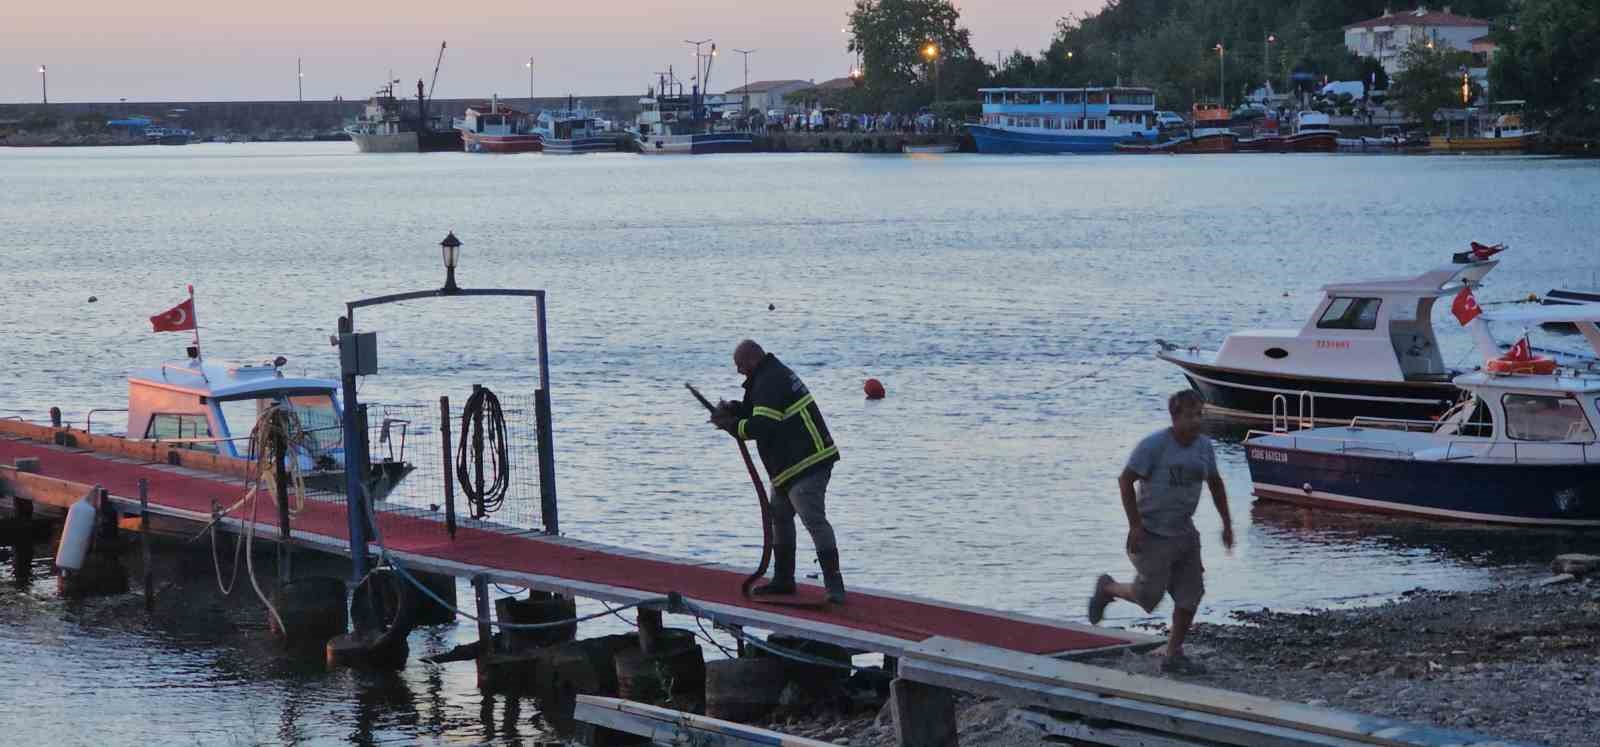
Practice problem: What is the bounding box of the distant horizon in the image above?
[4,1,1104,104]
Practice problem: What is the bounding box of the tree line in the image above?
[838,0,1597,137]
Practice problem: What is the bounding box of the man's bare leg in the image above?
[1165,606,1197,659]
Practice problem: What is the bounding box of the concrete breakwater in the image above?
[0,95,643,141]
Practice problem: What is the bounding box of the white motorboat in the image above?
[1158,245,1505,426]
[1245,304,1600,526]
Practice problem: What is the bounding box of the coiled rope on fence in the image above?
[455,386,510,518]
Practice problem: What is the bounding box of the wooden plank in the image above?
[1011,709,1211,747]
[0,423,253,480]
[575,695,835,746]
[902,638,1534,747]
[0,465,100,510]
[900,658,1368,747]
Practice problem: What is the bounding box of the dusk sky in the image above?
[4,1,1104,103]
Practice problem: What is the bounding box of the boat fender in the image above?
[864,378,886,400]
[1301,482,1313,494]
[56,487,102,572]
[350,567,419,651]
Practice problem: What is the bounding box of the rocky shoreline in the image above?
[736,569,1600,746]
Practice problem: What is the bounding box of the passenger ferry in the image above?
[967,87,1159,154]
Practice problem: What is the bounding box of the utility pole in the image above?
[297,58,303,102]
[39,65,47,104]
[732,49,755,118]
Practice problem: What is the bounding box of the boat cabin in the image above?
[1213,257,1498,383]
[127,358,344,468]
[977,87,1159,133]
[459,100,532,136]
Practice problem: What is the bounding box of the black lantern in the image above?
[440,231,461,293]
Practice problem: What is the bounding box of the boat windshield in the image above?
[1317,297,1382,330]
[218,391,342,454]
[1502,393,1595,442]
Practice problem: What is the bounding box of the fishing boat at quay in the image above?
[967,87,1160,154]
[535,104,617,154]
[347,80,461,154]
[1244,304,1600,526]
[455,98,541,153]
[1283,110,1340,153]
[1158,245,1506,426]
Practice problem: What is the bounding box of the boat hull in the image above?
[967,124,1154,154]
[636,132,754,155]
[1428,135,1531,153]
[1284,132,1339,152]
[542,135,619,155]
[1246,443,1600,526]
[1237,135,1284,152]
[462,132,543,153]
[1116,132,1238,154]
[1159,354,1461,426]
[351,130,462,153]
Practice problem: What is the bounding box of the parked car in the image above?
[1155,110,1186,128]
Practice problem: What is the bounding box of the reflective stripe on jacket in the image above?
[736,354,839,487]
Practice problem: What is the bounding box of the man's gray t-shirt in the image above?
[1125,428,1216,538]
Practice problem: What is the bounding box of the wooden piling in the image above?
[890,678,957,747]
[439,396,456,538]
[139,478,152,612]
[12,459,38,584]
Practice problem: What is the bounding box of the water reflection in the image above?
[1249,500,1591,569]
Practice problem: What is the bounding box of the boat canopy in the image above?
[127,359,340,451]
[1320,259,1497,298]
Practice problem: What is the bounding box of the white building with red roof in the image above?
[1344,6,1491,75]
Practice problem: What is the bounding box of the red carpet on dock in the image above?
[2,438,1125,655]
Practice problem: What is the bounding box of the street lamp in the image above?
[39,65,47,104]
[526,57,535,115]
[923,43,940,102]
[1264,34,1276,94]
[732,49,755,119]
[440,231,461,293]
[297,58,304,103]
[1215,43,1226,107]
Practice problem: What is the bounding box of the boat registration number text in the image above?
[1315,340,1351,350]
[1250,448,1289,463]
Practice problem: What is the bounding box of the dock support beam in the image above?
[891,678,958,747]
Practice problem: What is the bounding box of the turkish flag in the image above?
[1470,241,1505,260]
[1450,286,1482,326]
[150,298,197,333]
[1506,336,1533,361]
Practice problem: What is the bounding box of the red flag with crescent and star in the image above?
[1451,286,1482,326]
[150,297,197,332]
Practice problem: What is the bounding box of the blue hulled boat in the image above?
[967,87,1160,154]
[1244,304,1600,527]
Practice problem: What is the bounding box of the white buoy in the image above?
[55,487,101,572]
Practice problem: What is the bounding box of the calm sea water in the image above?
[2,144,1598,744]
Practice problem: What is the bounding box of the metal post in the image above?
[139,478,152,611]
[1220,46,1226,107]
[473,574,493,664]
[637,607,664,655]
[273,425,292,585]
[534,293,558,535]
[338,316,369,583]
[440,395,457,538]
[297,57,303,103]
[471,383,485,518]
[527,57,534,118]
[39,66,47,105]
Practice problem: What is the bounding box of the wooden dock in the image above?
[0,428,1539,747]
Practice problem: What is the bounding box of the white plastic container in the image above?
[55,487,100,572]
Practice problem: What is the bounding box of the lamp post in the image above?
[39,65,47,104]
[297,58,304,103]
[732,48,755,120]
[1215,43,1226,107]
[1264,34,1276,95]
[923,43,940,103]
[441,231,461,293]
[526,57,535,115]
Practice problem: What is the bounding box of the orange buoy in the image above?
[863,378,886,400]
